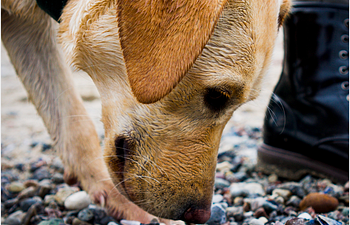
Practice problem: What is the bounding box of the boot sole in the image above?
[257,144,349,183]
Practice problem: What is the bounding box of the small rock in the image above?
[216,161,234,173]
[342,207,349,217]
[284,206,297,217]
[21,202,45,225]
[247,218,265,225]
[226,206,244,221]
[212,194,224,203]
[7,181,25,193]
[32,167,51,181]
[285,218,307,225]
[54,186,79,205]
[233,197,244,206]
[38,218,65,225]
[253,207,268,219]
[19,197,42,212]
[298,212,312,220]
[100,216,118,225]
[51,173,64,184]
[268,174,278,183]
[258,217,268,224]
[44,195,56,205]
[50,158,65,173]
[91,207,107,224]
[4,210,25,225]
[23,180,39,189]
[78,208,94,222]
[206,204,226,225]
[300,193,338,213]
[278,182,306,198]
[107,222,119,225]
[64,191,91,210]
[215,178,231,189]
[17,186,37,200]
[272,189,292,200]
[230,182,265,197]
[316,215,342,225]
[286,195,301,208]
[37,179,52,198]
[72,218,91,225]
[4,198,18,209]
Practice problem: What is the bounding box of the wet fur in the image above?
[1,0,290,223]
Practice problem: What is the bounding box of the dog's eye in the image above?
[204,88,231,112]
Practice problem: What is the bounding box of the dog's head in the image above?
[59,0,289,222]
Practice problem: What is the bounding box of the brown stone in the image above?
[254,207,268,218]
[299,193,338,213]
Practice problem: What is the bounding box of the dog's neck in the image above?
[36,0,68,22]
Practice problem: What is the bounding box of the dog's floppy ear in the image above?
[117,0,227,104]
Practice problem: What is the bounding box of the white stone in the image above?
[216,161,233,173]
[212,194,224,203]
[298,212,312,220]
[64,191,91,210]
[272,188,292,200]
[230,182,265,197]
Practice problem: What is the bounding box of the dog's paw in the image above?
[89,181,155,223]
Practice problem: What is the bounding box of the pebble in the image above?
[19,197,42,212]
[17,186,37,200]
[64,191,91,210]
[78,208,94,222]
[7,181,25,193]
[215,178,230,189]
[72,217,91,225]
[44,195,56,205]
[216,161,234,173]
[206,204,226,225]
[54,186,80,205]
[38,218,65,225]
[51,173,64,184]
[253,207,268,218]
[286,195,301,208]
[230,182,265,197]
[285,218,307,225]
[248,218,265,225]
[299,193,339,213]
[298,212,312,220]
[32,166,51,181]
[272,188,292,200]
[4,210,25,225]
[268,174,278,183]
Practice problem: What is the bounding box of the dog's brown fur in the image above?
[2,0,290,223]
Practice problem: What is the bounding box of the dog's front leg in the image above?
[1,8,156,223]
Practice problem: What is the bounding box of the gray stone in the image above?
[215,178,230,189]
[78,208,94,222]
[206,204,226,225]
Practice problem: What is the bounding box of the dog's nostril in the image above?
[183,207,211,224]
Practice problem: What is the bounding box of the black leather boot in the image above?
[257,2,349,183]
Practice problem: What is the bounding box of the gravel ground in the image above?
[2,31,349,225]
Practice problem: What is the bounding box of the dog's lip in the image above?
[114,135,129,192]
[114,135,136,200]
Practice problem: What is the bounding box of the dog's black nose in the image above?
[183,206,211,224]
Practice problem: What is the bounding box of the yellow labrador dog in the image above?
[1,0,289,223]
